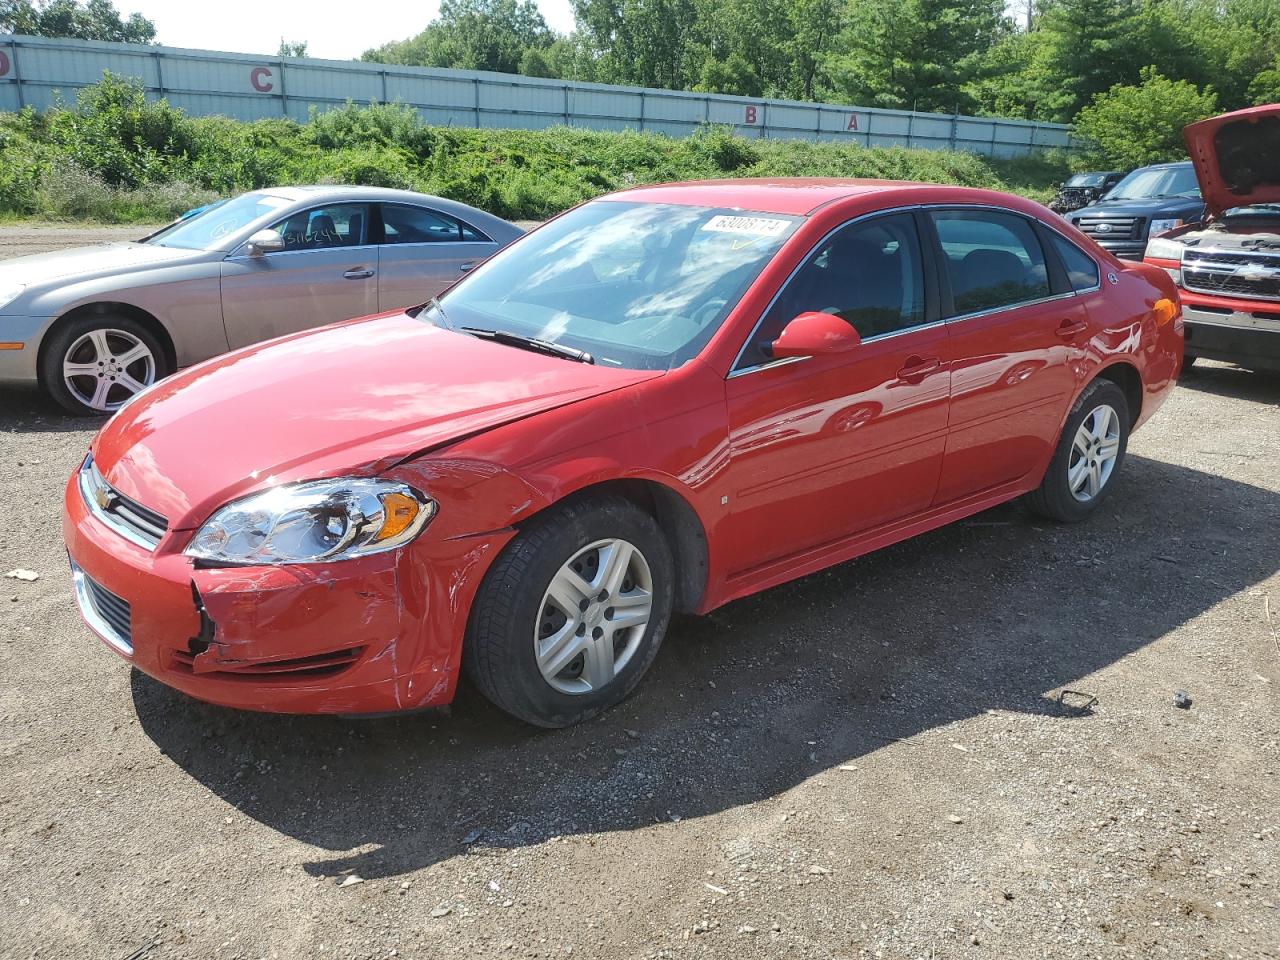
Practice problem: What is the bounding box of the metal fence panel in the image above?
[0,33,1075,156]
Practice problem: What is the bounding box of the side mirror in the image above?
[245,228,285,257]
[771,311,861,359]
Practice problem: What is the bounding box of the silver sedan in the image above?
[0,186,523,414]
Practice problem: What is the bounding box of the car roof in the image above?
[253,185,449,204]
[601,178,1057,217]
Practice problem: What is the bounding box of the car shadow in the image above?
[1178,362,1280,404]
[0,386,101,433]
[132,455,1280,881]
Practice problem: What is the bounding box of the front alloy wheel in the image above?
[41,314,170,416]
[535,538,654,695]
[465,495,674,727]
[62,328,157,413]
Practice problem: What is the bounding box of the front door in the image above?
[221,202,377,349]
[721,212,951,574]
[927,208,1085,503]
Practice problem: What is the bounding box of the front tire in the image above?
[464,494,675,728]
[1026,379,1130,523]
[40,314,169,416]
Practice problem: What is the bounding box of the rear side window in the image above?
[382,204,492,244]
[1047,232,1100,292]
[931,210,1051,315]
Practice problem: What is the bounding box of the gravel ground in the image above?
[1,226,1278,960]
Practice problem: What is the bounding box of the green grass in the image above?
[0,75,1072,224]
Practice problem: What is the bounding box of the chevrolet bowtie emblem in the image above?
[94,486,114,511]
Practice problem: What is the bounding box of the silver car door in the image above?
[375,203,499,311]
[220,202,377,349]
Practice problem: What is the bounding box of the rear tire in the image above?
[464,494,674,728]
[41,314,169,416]
[1026,379,1130,523]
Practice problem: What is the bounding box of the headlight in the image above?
[0,283,26,312]
[1149,218,1182,238]
[1145,235,1184,262]
[185,478,436,565]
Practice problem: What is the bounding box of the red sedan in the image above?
[62,179,1183,727]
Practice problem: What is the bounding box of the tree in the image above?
[362,0,555,75]
[693,52,761,97]
[1074,67,1218,167]
[278,39,308,58]
[0,0,156,43]
[824,0,1006,113]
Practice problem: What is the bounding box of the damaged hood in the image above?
[91,312,661,529]
[1184,104,1280,217]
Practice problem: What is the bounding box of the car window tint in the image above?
[382,204,464,244]
[745,213,926,367]
[270,203,369,251]
[1047,232,1100,292]
[931,210,1051,315]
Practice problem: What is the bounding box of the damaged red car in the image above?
[63,179,1183,727]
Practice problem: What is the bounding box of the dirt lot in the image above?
[1,225,1278,960]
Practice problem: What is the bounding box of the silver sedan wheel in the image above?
[1068,403,1121,502]
[534,538,653,695]
[62,328,156,413]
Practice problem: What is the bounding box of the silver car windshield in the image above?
[432,201,800,370]
[143,192,294,250]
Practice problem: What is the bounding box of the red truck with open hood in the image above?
[1144,104,1280,371]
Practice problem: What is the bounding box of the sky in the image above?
[117,0,578,59]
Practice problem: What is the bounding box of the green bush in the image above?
[1074,68,1218,169]
[0,73,1074,222]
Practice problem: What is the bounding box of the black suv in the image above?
[1066,162,1206,259]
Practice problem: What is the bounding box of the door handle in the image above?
[1056,319,1088,337]
[896,356,940,381]
[459,262,477,273]
[343,269,375,280]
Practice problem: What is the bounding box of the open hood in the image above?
[1184,104,1280,217]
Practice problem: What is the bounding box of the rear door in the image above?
[221,202,376,349]
[927,208,1087,503]
[376,203,500,311]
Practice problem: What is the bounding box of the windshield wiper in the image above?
[461,327,594,364]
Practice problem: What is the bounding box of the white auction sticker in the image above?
[701,215,791,237]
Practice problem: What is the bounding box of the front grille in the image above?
[1183,248,1280,300]
[79,455,169,550]
[1076,216,1143,241]
[71,562,132,654]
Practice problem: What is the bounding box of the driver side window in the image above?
[269,203,370,252]
[740,213,926,369]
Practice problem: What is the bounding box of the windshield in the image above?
[1066,173,1106,188]
[1105,165,1200,201]
[432,201,801,370]
[143,192,294,250]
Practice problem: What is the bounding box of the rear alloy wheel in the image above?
[464,495,674,727]
[42,315,169,416]
[1026,379,1130,523]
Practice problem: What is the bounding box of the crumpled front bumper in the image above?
[62,469,513,714]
